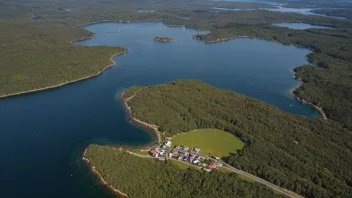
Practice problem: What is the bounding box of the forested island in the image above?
[153,36,174,42]
[84,144,284,198]
[123,80,352,198]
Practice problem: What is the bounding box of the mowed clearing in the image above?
[171,129,245,158]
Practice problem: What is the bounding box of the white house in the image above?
[168,153,173,158]
[164,140,172,147]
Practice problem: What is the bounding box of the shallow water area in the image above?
[0,21,322,198]
[273,22,334,30]
[32,16,43,20]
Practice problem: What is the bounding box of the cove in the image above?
[0,21,320,198]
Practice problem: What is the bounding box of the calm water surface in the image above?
[0,22,321,198]
[213,6,346,19]
[272,22,333,30]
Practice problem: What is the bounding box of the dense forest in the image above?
[85,144,284,198]
[124,80,352,198]
[0,19,126,96]
[312,9,352,19]
[1,1,352,196]
[1,0,352,129]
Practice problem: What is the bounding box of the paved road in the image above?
[128,151,303,198]
[222,163,303,198]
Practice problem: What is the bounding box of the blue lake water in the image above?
[137,10,157,13]
[32,16,43,20]
[213,6,346,19]
[0,21,321,198]
[272,22,333,30]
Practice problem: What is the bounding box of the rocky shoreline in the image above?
[82,148,128,198]
[121,91,162,143]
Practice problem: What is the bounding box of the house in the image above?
[178,156,183,161]
[179,152,186,157]
[189,154,195,162]
[150,149,159,157]
[211,156,220,160]
[193,159,200,165]
[216,162,223,167]
[183,147,189,151]
[194,148,200,153]
[175,146,182,150]
[203,167,212,172]
[162,152,168,158]
[207,162,217,169]
[172,149,179,155]
[164,140,172,147]
[179,152,189,158]
[168,153,173,158]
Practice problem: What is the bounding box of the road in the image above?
[222,163,303,198]
[128,151,303,198]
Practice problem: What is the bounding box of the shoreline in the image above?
[290,69,328,119]
[0,50,128,100]
[121,91,162,143]
[82,148,128,198]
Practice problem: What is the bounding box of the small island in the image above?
[153,36,174,42]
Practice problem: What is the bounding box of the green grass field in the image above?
[129,149,149,156]
[171,129,245,158]
[171,159,196,169]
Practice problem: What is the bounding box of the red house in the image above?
[207,163,216,169]
[150,150,159,157]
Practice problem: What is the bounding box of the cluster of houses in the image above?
[149,140,223,172]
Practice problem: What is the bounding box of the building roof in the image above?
[208,163,216,169]
[151,150,159,155]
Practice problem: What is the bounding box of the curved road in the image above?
[128,151,303,198]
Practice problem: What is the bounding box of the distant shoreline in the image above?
[82,148,128,198]
[121,91,161,143]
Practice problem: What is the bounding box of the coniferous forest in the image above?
[85,144,284,198]
[124,80,352,198]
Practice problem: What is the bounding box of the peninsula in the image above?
[84,144,285,198]
[118,80,352,198]
[153,36,174,42]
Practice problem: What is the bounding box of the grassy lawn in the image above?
[129,149,149,156]
[218,167,233,173]
[171,129,245,158]
[171,159,196,169]
[238,174,255,183]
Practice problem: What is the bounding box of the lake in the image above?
[0,21,321,198]
[213,6,346,19]
[32,16,44,20]
[272,22,333,30]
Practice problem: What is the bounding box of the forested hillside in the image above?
[85,144,284,198]
[0,20,126,96]
[124,80,352,198]
[1,0,352,129]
